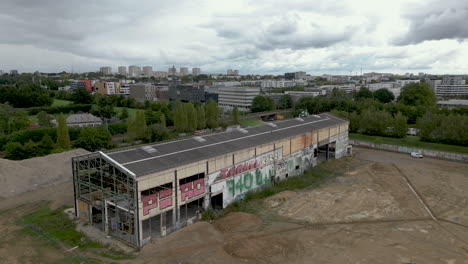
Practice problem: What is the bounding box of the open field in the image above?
[350,133,468,154]
[51,99,72,107]
[114,107,144,119]
[240,118,263,126]
[0,147,467,263]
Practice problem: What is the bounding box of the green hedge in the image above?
[108,123,128,135]
[0,127,81,150]
[24,104,92,115]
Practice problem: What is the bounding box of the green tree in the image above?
[232,106,240,124]
[197,106,206,129]
[91,95,116,122]
[0,103,29,135]
[38,134,55,155]
[71,87,93,104]
[143,124,170,143]
[359,109,391,136]
[4,142,28,160]
[174,101,188,132]
[205,99,219,128]
[278,94,293,109]
[356,87,373,99]
[119,108,129,121]
[160,113,166,128]
[185,102,198,132]
[73,126,112,151]
[397,82,435,107]
[373,88,395,103]
[251,95,275,113]
[56,114,70,149]
[37,111,51,127]
[391,112,408,138]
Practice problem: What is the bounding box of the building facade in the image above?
[118,66,127,76]
[129,66,142,77]
[129,83,157,102]
[169,85,205,102]
[218,87,260,111]
[100,67,112,75]
[192,68,201,76]
[95,82,120,95]
[143,66,153,76]
[180,67,189,76]
[72,114,350,247]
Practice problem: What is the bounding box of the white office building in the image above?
[218,87,260,111]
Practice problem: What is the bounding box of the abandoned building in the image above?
[71,113,350,247]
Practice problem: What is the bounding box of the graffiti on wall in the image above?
[180,178,205,201]
[142,188,173,216]
[209,149,281,185]
[276,147,313,178]
[208,149,281,207]
[225,166,273,199]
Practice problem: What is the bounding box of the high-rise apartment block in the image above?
[168,67,177,76]
[100,67,112,75]
[118,66,127,76]
[192,68,201,76]
[180,67,188,76]
[143,66,153,76]
[129,66,142,77]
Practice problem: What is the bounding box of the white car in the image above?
[410,152,423,158]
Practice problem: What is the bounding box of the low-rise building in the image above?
[64,113,102,128]
[95,82,120,95]
[71,114,350,247]
[436,99,468,109]
[169,85,205,102]
[218,87,260,111]
[129,83,157,102]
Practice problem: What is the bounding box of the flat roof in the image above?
[104,113,347,177]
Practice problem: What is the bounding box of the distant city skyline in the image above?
[0,0,467,75]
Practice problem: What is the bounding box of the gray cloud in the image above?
[394,2,468,45]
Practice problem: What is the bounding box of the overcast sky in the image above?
[1,0,467,75]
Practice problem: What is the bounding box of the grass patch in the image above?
[240,118,263,126]
[52,99,73,107]
[350,133,468,155]
[18,206,101,250]
[114,107,144,119]
[202,160,341,221]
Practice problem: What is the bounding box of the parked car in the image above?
[410,151,423,158]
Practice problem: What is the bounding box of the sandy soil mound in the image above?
[224,233,304,262]
[214,212,263,232]
[0,149,89,198]
[264,190,297,208]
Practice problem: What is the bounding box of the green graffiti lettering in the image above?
[244,172,253,190]
[227,179,235,196]
[255,169,263,185]
[235,176,243,194]
[296,157,302,166]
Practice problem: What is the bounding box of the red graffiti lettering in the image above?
[142,194,158,215]
[192,178,205,197]
[228,167,236,177]
[236,164,244,174]
[180,182,193,201]
[159,189,172,199]
[159,197,172,209]
[221,169,229,179]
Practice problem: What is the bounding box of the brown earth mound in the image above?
[0,149,89,198]
[214,212,263,232]
[264,190,297,208]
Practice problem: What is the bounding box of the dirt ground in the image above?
[1,147,467,264]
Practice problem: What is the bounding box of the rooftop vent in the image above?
[238,128,249,134]
[141,146,157,154]
[267,122,277,128]
[295,118,304,122]
[313,115,321,118]
[193,136,206,143]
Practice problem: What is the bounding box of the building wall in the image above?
[136,122,349,245]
